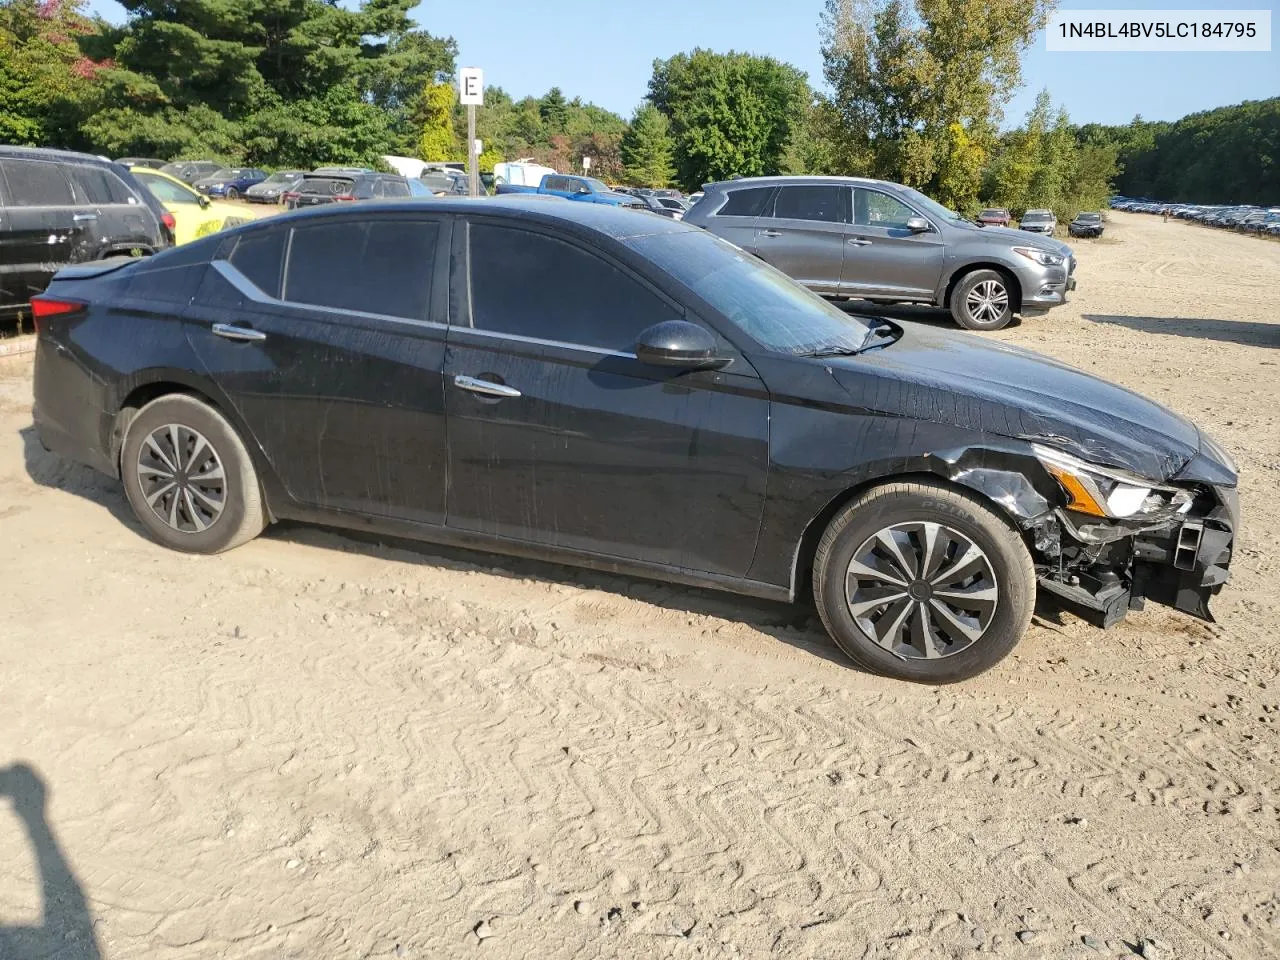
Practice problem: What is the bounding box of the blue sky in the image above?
[85,0,1278,127]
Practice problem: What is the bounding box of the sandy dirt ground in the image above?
[1,212,1277,960]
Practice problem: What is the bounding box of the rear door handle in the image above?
[72,213,98,222]
[211,322,267,342]
[847,238,872,246]
[761,229,783,238]
[454,375,521,399]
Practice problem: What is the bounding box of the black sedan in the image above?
[30,199,1237,683]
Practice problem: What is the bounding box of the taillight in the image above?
[31,296,87,333]
[161,211,176,232]
[334,194,355,202]
[283,191,300,201]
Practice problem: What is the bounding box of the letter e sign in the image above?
[460,68,484,106]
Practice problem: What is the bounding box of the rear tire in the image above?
[812,481,1036,683]
[120,394,265,554]
[950,269,1014,331]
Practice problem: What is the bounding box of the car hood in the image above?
[246,182,284,193]
[959,221,1070,255]
[826,321,1201,480]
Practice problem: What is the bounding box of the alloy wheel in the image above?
[136,423,226,534]
[965,279,1008,324]
[844,522,999,659]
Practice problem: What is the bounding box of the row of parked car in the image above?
[1112,195,1280,236]
[973,207,1106,239]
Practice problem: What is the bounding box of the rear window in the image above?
[718,187,773,218]
[770,185,848,224]
[283,218,438,319]
[0,158,76,206]
[299,176,354,196]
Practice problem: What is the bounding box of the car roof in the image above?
[262,195,697,241]
[704,174,897,190]
[0,145,123,167]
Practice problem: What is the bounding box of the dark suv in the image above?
[685,176,1076,331]
[283,172,413,209]
[0,146,172,322]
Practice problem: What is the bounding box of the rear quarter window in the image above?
[230,228,287,298]
[69,164,139,205]
[718,187,773,218]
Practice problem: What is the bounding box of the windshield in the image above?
[585,178,609,192]
[139,173,200,205]
[263,172,298,184]
[633,231,872,356]
[979,209,1006,218]
[1022,211,1052,221]
[1077,213,1101,221]
[211,168,243,179]
[898,186,964,223]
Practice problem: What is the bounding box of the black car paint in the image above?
[0,147,171,318]
[32,199,1237,624]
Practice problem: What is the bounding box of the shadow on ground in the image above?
[19,426,845,668]
[1086,314,1280,348]
[0,764,102,960]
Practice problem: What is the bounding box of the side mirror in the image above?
[198,195,211,209]
[906,216,931,233]
[635,321,730,369]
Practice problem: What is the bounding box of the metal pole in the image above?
[467,104,478,197]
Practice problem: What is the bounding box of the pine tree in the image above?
[620,104,676,187]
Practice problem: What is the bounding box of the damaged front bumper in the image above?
[1035,481,1237,628]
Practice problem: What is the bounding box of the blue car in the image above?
[192,167,268,201]
[496,173,642,208]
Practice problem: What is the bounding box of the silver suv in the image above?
[685,176,1076,331]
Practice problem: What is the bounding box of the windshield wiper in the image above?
[800,345,862,358]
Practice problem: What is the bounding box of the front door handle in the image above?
[72,213,98,222]
[761,229,783,238]
[454,375,521,399]
[211,322,267,342]
[847,238,872,246]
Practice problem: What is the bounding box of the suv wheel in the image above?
[951,269,1014,331]
[120,394,266,554]
[812,481,1036,683]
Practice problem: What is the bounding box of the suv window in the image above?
[468,223,680,351]
[230,228,287,298]
[69,164,138,205]
[0,158,76,206]
[769,185,848,224]
[855,189,918,230]
[718,187,773,218]
[381,179,410,198]
[283,218,438,319]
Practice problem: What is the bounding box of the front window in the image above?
[140,174,201,205]
[633,231,872,356]
[898,186,963,224]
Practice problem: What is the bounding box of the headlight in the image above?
[1013,246,1064,267]
[1032,444,1192,519]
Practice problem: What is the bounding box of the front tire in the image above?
[120,394,265,554]
[812,481,1036,683]
[950,269,1014,331]
[225,187,239,201]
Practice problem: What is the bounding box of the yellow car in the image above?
[129,166,267,245]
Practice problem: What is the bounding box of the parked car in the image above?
[977,208,1011,227]
[496,173,641,207]
[1018,209,1057,235]
[282,172,413,208]
[684,175,1076,331]
[159,160,222,185]
[129,166,260,244]
[244,170,306,204]
[29,198,1237,683]
[116,157,167,170]
[420,169,470,196]
[1069,212,1105,238]
[492,160,557,187]
[627,193,683,218]
[0,146,172,321]
[192,167,268,201]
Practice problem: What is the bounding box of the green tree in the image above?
[620,104,675,187]
[0,0,102,148]
[539,86,569,133]
[417,79,459,160]
[648,48,809,190]
[820,0,1055,206]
